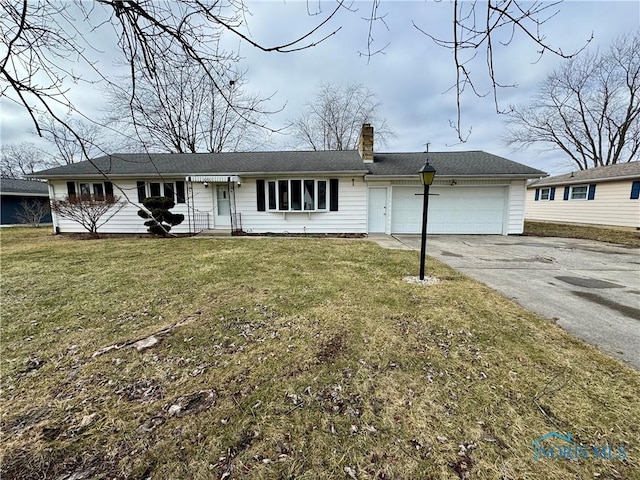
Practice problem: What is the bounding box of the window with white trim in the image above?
[540,188,550,200]
[570,185,588,200]
[67,181,114,201]
[266,179,328,212]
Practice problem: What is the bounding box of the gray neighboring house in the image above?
[0,178,52,225]
[526,162,640,229]
[29,125,546,235]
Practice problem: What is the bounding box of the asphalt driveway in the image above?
[390,234,640,369]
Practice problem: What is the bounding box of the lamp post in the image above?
[418,161,436,280]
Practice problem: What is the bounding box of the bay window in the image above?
[258,179,335,212]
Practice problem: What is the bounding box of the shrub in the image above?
[138,196,184,236]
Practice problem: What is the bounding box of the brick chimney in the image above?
[358,123,374,163]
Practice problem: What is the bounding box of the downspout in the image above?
[186,177,192,233]
[227,177,233,233]
[188,177,195,233]
[48,182,59,234]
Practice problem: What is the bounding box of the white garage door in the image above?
[391,186,506,234]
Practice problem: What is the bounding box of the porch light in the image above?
[418,161,436,280]
[419,162,436,186]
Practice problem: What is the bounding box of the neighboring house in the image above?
[526,162,640,229]
[0,178,52,225]
[29,125,545,235]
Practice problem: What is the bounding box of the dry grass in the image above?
[524,221,640,247]
[1,227,639,479]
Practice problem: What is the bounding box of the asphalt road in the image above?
[392,234,640,370]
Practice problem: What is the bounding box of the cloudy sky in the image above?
[2,1,639,175]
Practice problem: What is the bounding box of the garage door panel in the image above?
[391,186,505,234]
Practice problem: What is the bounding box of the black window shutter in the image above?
[549,187,555,201]
[631,181,640,200]
[104,182,114,197]
[175,181,186,203]
[563,186,570,201]
[534,188,540,201]
[137,181,146,203]
[329,178,339,211]
[587,184,596,200]
[256,179,266,211]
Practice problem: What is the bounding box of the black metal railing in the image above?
[231,213,242,235]
[192,212,210,233]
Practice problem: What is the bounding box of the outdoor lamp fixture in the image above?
[418,161,436,280]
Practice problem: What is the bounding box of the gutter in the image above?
[365,173,547,181]
[528,174,640,188]
[1,192,50,197]
[27,170,369,180]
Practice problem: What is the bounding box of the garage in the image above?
[391,186,506,234]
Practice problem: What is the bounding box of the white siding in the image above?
[507,180,527,234]
[49,179,202,234]
[236,177,367,234]
[525,180,640,228]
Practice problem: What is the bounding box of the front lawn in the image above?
[524,221,640,247]
[1,228,638,479]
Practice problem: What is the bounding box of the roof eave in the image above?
[0,191,49,197]
[365,173,546,181]
[235,170,367,177]
[528,173,640,188]
[28,170,370,180]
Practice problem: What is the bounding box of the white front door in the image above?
[214,184,231,227]
[368,187,387,233]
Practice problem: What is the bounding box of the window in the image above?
[67,181,113,201]
[93,183,104,200]
[570,185,588,200]
[318,181,327,210]
[630,181,640,200]
[136,181,185,203]
[540,188,550,200]
[278,180,289,210]
[175,181,186,203]
[304,180,314,210]
[150,182,161,197]
[260,179,336,212]
[137,181,146,202]
[268,181,276,210]
[256,179,266,211]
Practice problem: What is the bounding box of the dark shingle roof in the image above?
[0,178,50,195]
[528,161,640,188]
[368,151,546,177]
[30,151,369,177]
[29,150,546,179]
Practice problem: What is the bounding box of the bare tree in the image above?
[1,1,344,162]
[15,198,51,227]
[39,115,104,165]
[106,61,271,153]
[51,194,126,235]
[1,1,586,155]
[0,143,51,179]
[505,33,640,170]
[290,82,394,151]
[408,0,592,140]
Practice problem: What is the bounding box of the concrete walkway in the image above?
[369,234,640,370]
